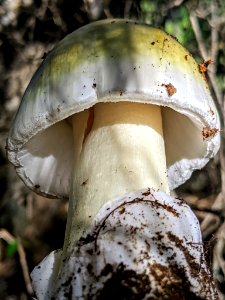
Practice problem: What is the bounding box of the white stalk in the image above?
[63,102,169,255]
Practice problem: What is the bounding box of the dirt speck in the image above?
[81,179,88,186]
[208,107,215,116]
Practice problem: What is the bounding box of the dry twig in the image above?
[0,229,33,295]
[189,10,222,105]
[17,236,33,295]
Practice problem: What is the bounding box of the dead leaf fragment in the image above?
[162,83,177,97]
[198,59,213,74]
[202,127,219,140]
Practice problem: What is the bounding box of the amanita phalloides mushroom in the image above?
[7,19,220,298]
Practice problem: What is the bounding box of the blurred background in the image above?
[0,0,225,299]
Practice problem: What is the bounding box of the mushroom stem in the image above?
[64,102,169,255]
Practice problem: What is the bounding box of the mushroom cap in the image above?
[7,19,220,199]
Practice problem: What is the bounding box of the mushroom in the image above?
[32,189,217,299]
[7,19,220,297]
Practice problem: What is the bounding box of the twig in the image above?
[0,229,33,295]
[189,12,208,59]
[213,222,225,299]
[168,0,185,9]
[189,11,223,105]
[190,204,224,219]
[200,193,223,240]
[17,237,33,295]
[26,194,34,220]
[104,8,113,18]
[210,1,218,75]
[214,224,225,274]
[0,229,15,243]
[124,0,133,19]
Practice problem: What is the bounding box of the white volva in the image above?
[64,102,169,253]
[31,188,217,299]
